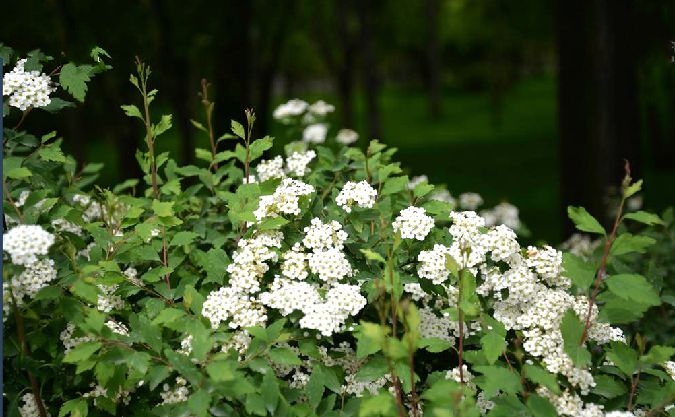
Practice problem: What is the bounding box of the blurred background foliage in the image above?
[2,0,674,243]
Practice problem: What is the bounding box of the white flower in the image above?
[459,192,483,210]
[273,99,308,119]
[105,320,129,336]
[97,284,124,312]
[392,206,434,240]
[3,59,56,111]
[3,225,55,266]
[255,156,286,182]
[254,178,315,221]
[303,123,328,144]
[336,181,377,213]
[307,247,353,283]
[407,175,428,190]
[160,377,190,405]
[286,150,316,177]
[18,393,48,417]
[302,218,348,250]
[336,128,359,145]
[309,100,335,116]
[481,202,521,230]
[9,258,57,301]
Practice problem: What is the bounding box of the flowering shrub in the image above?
[3,48,675,417]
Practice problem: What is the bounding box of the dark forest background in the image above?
[2,0,674,243]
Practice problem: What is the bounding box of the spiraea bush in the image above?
[3,47,675,417]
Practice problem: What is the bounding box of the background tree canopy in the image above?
[2,0,674,243]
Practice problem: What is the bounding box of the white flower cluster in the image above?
[253,150,317,182]
[336,128,359,145]
[407,175,429,190]
[303,218,348,250]
[418,307,459,344]
[18,393,48,417]
[536,387,605,417]
[414,210,625,398]
[221,330,252,359]
[561,233,601,259]
[392,206,435,240]
[481,202,521,231]
[459,192,484,210]
[105,320,129,336]
[51,218,83,235]
[73,194,104,223]
[273,99,308,120]
[298,283,365,336]
[256,156,285,182]
[3,225,55,266]
[336,181,377,213]
[303,123,328,144]
[60,323,95,354]
[160,377,189,405]
[97,284,124,312]
[308,100,335,116]
[3,59,55,110]
[8,259,57,303]
[254,178,315,221]
[202,232,282,329]
[82,383,132,406]
[664,361,675,380]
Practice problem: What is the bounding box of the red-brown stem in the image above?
[580,161,631,345]
[627,371,640,410]
[3,181,25,223]
[200,79,218,172]
[457,271,465,384]
[161,232,171,290]
[11,294,48,417]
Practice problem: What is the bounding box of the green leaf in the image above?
[523,364,560,394]
[381,176,409,196]
[641,345,675,366]
[5,167,32,179]
[610,234,656,256]
[527,395,557,417]
[152,114,172,137]
[231,120,245,138]
[127,351,151,374]
[355,322,386,358]
[258,216,289,231]
[151,308,186,326]
[605,274,661,307]
[567,206,606,235]
[419,337,453,353]
[60,62,93,102]
[59,398,89,417]
[152,200,174,217]
[268,347,302,366]
[42,97,75,113]
[562,253,595,290]
[169,231,199,247]
[592,374,627,398]
[560,309,591,368]
[141,266,173,283]
[38,142,66,163]
[360,249,386,263]
[206,360,236,382]
[474,366,522,398]
[359,392,396,417]
[413,183,435,198]
[480,316,506,364]
[249,136,274,161]
[260,372,280,414]
[459,270,480,317]
[622,211,664,226]
[63,341,102,364]
[623,179,643,198]
[187,389,210,417]
[121,104,143,119]
[147,365,171,390]
[606,342,638,376]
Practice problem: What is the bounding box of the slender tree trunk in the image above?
[425,0,443,119]
[357,0,381,140]
[557,0,641,236]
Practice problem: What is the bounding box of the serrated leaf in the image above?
[152,114,172,137]
[59,398,88,417]
[527,394,557,417]
[560,309,591,367]
[622,211,664,226]
[360,249,386,263]
[592,374,627,398]
[249,136,274,161]
[568,206,606,235]
[624,179,642,198]
[474,365,522,398]
[206,360,236,382]
[231,120,245,138]
[152,200,174,217]
[562,252,595,290]
[169,231,199,247]
[63,341,102,363]
[261,371,280,414]
[268,347,302,366]
[605,274,661,307]
[381,176,409,196]
[606,342,638,376]
[359,392,396,417]
[39,142,66,162]
[5,167,32,179]
[60,62,93,102]
[121,104,143,119]
[523,364,560,394]
[480,317,506,364]
[610,234,656,256]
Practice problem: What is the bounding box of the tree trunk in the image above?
[357,0,381,140]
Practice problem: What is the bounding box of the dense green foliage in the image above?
[3,48,675,417]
